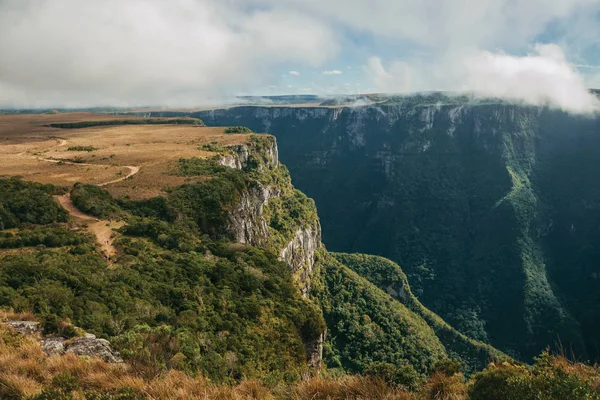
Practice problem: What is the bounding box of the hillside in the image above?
[328,253,504,373]
[152,96,600,362]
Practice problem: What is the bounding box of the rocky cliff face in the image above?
[279,223,322,298]
[189,99,600,362]
[219,140,279,171]
[222,136,321,284]
[227,183,278,246]
[219,135,324,367]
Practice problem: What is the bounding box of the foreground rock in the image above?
[3,321,122,363]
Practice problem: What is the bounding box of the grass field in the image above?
[0,113,251,200]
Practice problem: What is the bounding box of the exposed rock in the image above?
[4,320,41,334]
[228,184,279,246]
[306,329,326,369]
[219,138,279,172]
[279,222,322,297]
[66,337,123,363]
[3,320,122,363]
[219,154,242,169]
[386,283,408,302]
[41,336,66,356]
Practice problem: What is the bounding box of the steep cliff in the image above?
[215,133,502,373]
[174,98,600,362]
[217,136,324,366]
[218,136,322,296]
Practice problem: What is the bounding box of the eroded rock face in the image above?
[219,139,279,172]
[41,336,66,356]
[228,184,280,246]
[4,320,41,334]
[279,223,322,297]
[306,329,326,369]
[219,154,241,169]
[66,336,123,363]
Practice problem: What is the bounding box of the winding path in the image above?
[31,138,141,261]
[57,194,124,258]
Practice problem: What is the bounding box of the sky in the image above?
[1,0,600,112]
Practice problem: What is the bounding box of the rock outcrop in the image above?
[228,184,279,246]
[279,223,322,297]
[305,329,326,369]
[4,320,41,334]
[65,335,123,363]
[222,137,321,281]
[219,137,278,172]
[2,321,122,363]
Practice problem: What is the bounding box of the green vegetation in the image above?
[49,117,204,129]
[177,157,228,176]
[469,352,600,400]
[200,142,230,153]
[0,206,324,382]
[0,137,327,383]
[0,177,67,229]
[331,253,506,373]
[168,168,249,237]
[70,183,121,218]
[314,250,448,376]
[2,322,599,400]
[0,226,88,249]
[67,146,97,152]
[225,126,253,134]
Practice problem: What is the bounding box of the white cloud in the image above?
[289,71,300,76]
[364,45,600,114]
[0,0,599,109]
[584,71,600,88]
[272,0,599,50]
[0,0,338,107]
[463,45,600,113]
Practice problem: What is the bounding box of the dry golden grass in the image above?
[0,113,251,200]
[0,309,37,322]
[287,376,414,400]
[0,311,418,400]
[0,372,43,398]
[421,373,467,400]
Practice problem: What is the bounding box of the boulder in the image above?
[4,321,41,334]
[65,337,123,363]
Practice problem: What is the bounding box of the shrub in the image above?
[0,178,67,229]
[225,126,253,134]
[423,373,467,400]
[70,183,120,218]
[67,146,97,152]
[364,362,423,390]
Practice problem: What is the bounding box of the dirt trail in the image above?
[28,138,141,261]
[98,166,140,187]
[57,194,124,258]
